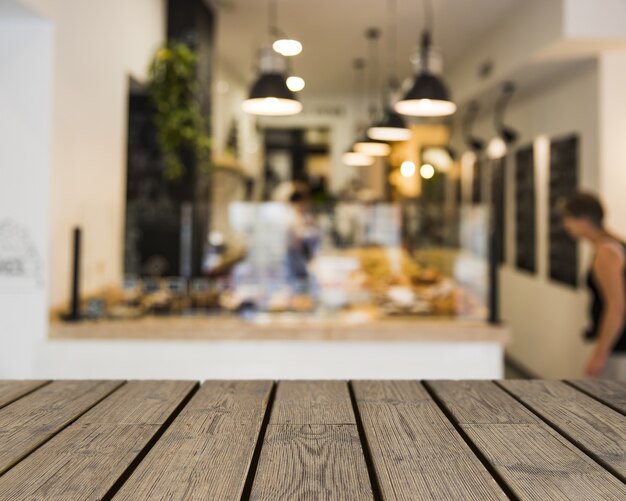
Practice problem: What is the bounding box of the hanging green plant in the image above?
[148,43,212,180]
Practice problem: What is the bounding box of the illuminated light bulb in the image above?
[487,137,507,159]
[241,97,302,116]
[354,141,391,157]
[420,163,435,179]
[400,161,416,178]
[342,151,374,167]
[273,39,303,57]
[286,76,305,92]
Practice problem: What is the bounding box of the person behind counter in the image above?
[287,191,319,291]
[561,192,626,379]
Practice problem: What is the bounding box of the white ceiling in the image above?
[215,0,522,96]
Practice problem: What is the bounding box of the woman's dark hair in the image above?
[560,192,605,227]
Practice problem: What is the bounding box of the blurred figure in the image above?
[286,191,319,290]
[562,192,626,379]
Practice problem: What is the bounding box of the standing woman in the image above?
[562,193,626,379]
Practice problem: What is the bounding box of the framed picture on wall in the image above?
[515,145,536,273]
[549,135,579,287]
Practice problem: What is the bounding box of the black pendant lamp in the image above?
[368,108,412,142]
[354,28,391,157]
[367,0,412,142]
[242,47,302,116]
[395,0,456,117]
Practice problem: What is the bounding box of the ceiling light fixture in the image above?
[273,39,302,57]
[368,0,412,142]
[420,163,435,179]
[400,160,416,178]
[269,0,302,57]
[462,101,486,153]
[355,27,392,157]
[487,82,518,159]
[342,151,374,167]
[354,140,391,157]
[286,76,305,92]
[241,48,302,116]
[395,0,456,117]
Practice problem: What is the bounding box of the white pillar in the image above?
[0,2,53,377]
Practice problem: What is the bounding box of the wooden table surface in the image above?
[0,379,624,500]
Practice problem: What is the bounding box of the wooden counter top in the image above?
[0,379,624,498]
[49,316,511,343]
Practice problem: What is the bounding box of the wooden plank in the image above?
[500,380,626,479]
[568,379,626,415]
[0,381,196,500]
[250,381,373,500]
[269,380,356,425]
[428,380,626,500]
[113,381,272,501]
[0,380,122,474]
[352,380,507,500]
[0,380,48,409]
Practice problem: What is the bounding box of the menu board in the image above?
[549,135,579,287]
[472,157,483,204]
[515,145,536,273]
[491,158,506,264]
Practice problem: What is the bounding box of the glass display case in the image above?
[203,200,489,323]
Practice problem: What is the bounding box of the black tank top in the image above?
[585,241,626,352]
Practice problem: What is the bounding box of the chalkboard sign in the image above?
[515,145,536,273]
[491,158,506,264]
[472,157,483,204]
[549,135,579,287]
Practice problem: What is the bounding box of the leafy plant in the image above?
[148,43,212,180]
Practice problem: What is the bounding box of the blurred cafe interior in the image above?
[2,0,626,381]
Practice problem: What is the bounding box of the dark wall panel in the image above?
[549,135,579,287]
[515,145,536,274]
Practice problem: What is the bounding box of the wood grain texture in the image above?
[0,380,122,474]
[352,380,507,500]
[568,379,626,414]
[0,381,195,500]
[500,380,626,479]
[113,380,272,501]
[428,380,626,500]
[0,380,48,409]
[269,380,356,425]
[251,381,373,500]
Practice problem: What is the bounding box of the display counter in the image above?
[48,317,510,379]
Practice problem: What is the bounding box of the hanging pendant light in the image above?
[354,28,392,157]
[242,48,302,116]
[367,109,412,141]
[367,0,412,142]
[342,151,374,167]
[269,0,303,56]
[395,0,456,117]
[354,137,391,157]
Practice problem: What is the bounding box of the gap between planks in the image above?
[494,380,626,484]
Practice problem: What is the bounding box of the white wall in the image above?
[0,2,53,377]
[455,63,600,378]
[21,0,166,309]
[598,51,626,238]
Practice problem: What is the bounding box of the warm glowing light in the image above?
[400,161,416,178]
[394,98,457,117]
[487,137,507,160]
[422,147,453,172]
[420,163,435,179]
[367,126,412,142]
[273,39,303,57]
[286,76,305,92]
[342,151,374,167]
[241,97,303,116]
[354,141,391,157]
